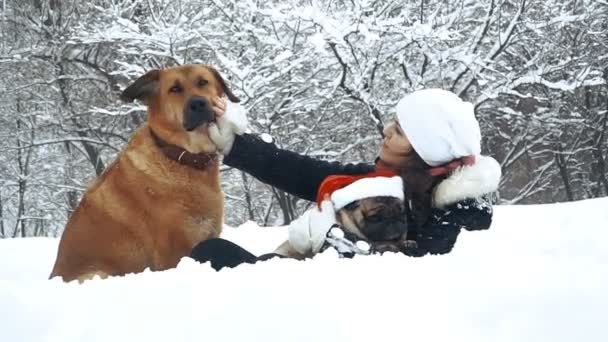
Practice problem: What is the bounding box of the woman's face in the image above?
[379,120,413,168]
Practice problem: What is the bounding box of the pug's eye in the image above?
[169,84,183,93]
[197,78,208,87]
[343,202,360,210]
[366,215,383,223]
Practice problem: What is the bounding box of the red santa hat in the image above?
[316,171,404,210]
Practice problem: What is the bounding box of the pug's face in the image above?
[336,196,408,246]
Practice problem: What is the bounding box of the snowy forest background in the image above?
[0,0,606,238]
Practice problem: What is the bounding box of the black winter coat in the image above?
[224,133,498,257]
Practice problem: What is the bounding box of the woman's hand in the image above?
[210,95,227,117]
[209,96,248,154]
[288,198,338,256]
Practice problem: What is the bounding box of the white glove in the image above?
[325,227,371,256]
[209,100,249,154]
[288,200,338,256]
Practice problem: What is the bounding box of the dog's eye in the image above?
[197,79,208,87]
[169,84,183,93]
[343,202,360,210]
[366,215,383,223]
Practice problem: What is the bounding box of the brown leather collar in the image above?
[149,128,218,170]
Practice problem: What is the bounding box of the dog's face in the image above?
[120,64,240,153]
[336,196,408,245]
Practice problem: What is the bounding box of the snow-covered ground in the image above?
[1,198,607,342]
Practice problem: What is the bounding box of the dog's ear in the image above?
[206,66,240,103]
[120,69,160,103]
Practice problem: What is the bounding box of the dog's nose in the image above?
[183,96,214,131]
[188,97,207,113]
[365,219,408,242]
[379,221,408,241]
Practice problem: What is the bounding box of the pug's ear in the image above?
[206,66,240,103]
[120,69,160,103]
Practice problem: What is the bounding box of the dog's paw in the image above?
[401,240,418,250]
[397,240,419,255]
[371,242,401,254]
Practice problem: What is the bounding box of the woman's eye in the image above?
[197,79,208,87]
[169,85,182,93]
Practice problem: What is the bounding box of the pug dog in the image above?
[274,174,415,259]
[334,196,414,255]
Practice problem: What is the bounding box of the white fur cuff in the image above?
[433,155,501,208]
[224,101,248,135]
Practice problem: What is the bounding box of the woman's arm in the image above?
[405,197,494,256]
[408,156,500,255]
[223,134,375,202]
[442,196,494,232]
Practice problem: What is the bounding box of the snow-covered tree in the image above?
[1,0,606,237]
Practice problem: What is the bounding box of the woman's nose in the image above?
[383,125,392,138]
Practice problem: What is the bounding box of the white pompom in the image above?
[356,240,370,252]
[260,133,274,143]
[330,227,344,239]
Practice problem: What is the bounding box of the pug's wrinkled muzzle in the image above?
[365,219,408,242]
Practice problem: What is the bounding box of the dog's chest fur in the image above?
[50,126,223,281]
[123,128,224,259]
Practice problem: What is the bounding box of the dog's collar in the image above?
[149,128,218,170]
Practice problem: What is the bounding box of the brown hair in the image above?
[378,150,446,231]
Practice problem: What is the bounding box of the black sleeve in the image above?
[404,197,494,257]
[442,196,494,232]
[223,133,375,202]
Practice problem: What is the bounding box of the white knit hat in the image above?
[395,88,481,167]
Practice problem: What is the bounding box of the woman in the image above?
[191,89,501,270]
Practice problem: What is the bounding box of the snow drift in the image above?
[1,198,607,342]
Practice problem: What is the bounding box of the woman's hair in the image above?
[381,150,446,232]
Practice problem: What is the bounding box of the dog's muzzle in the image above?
[183,96,214,131]
[364,219,408,242]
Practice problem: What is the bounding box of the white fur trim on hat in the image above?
[433,155,502,208]
[396,88,481,166]
[331,176,404,210]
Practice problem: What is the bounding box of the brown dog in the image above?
[50,65,239,282]
[275,196,410,259]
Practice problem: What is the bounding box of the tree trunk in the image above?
[273,188,295,225]
[57,62,106,176]
[0,191,5,238]
[555,147,574,201]
[241,172,256,221]
[596,70,608,196]
[586,84,608,197]
[420,0,425,23]
[63,142,80,216]
[595,123,608,197]
[13,118,28,238]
